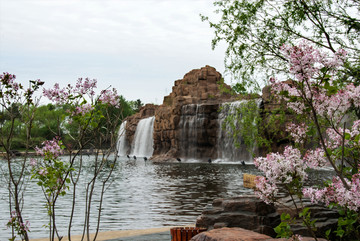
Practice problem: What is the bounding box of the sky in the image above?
[0,0,228,105]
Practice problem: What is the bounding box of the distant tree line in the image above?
[0,95,139,151]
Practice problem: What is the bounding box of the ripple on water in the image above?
[0,157,334,239]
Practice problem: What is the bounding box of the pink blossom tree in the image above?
[1,73,124,240]
[254,41,360,240]
[0,73,44,241]
[40,79,122,240]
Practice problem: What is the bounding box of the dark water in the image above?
[0,156,333,239]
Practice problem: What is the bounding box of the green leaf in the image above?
[325,228,331,237]
[320,67,328,73]
[299,207,309,217]
[335,229,345,237]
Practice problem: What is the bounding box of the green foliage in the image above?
[222,98,290,155]
[231,82,247,95]
[276,209,319,240]
[275,213,293,238]
[6,212,29,241]
[299,207,317,235]
[31,140,72,200]
[129,98,143,112]
[223,99,262,155]
[32,104,65,145]
[202,0,360,90]
[0,95,135,151]
[334,208,360,240]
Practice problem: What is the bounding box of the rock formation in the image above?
[121,65,289,161]
[123,65,245,161]
[195,194,339,240]
[195,195,280,237]
[153,65,237,161]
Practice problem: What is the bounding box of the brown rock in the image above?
[196,195,280,237]
[190,227,272,241]
[124,65,270,161]
[151,65,239,161]
[196,194,338,240]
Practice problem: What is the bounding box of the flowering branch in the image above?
[255,41,360,239]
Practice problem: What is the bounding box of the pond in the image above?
[0,156,333,239]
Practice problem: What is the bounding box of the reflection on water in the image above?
[0,156,333,239]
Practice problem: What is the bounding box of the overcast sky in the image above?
[0,0,228,105]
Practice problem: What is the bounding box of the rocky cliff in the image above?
[123,65,241,161]
[122,65,287,161]
[153,65,239,161]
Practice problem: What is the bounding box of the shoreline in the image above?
[0,149,109,158]
[29,226,185,241]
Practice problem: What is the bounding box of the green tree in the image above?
[31,104,66,147]
[129,98,143,112]
[60,95,134,150]
[202,0,360,91]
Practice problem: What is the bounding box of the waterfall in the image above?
[116,121,129,156]
[130,116,155,157]
[178,104,208,160]
[217,99,261,163]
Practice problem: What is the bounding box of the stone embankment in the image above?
[194,194,338,240]
[190,227,327,241]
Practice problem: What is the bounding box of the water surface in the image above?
[0,156,332,239]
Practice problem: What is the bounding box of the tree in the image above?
[129,99,143,112]
[39,78,122,241]
[0,73,44,241]
[1,74,130,241]
[254,41,360,240]
[31,104,66,146]
[202,0,360,91]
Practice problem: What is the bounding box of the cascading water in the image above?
[217,99,261,163]
[130,116,155,157]
[178,104,209,160]
[116,121,129,156]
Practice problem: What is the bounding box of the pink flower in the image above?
[73,103,94,116]
[303,148,327,168]
[303,174,360,211]
[254,146,307,184]
[29,158,37,167]
[43,77,98,105]
[98,88,120,107]
[38,168,48,176]
[254,176,278,204]
[35,138,62,159]
[286,123,307,144]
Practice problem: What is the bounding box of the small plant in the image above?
[6,210,30,241]
[274,213,294,238]
[30,138,72,239]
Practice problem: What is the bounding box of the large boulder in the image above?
[190,227,327,241]
[190,227,272,241]
[195,195,280,237]
[195,194,339,240]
